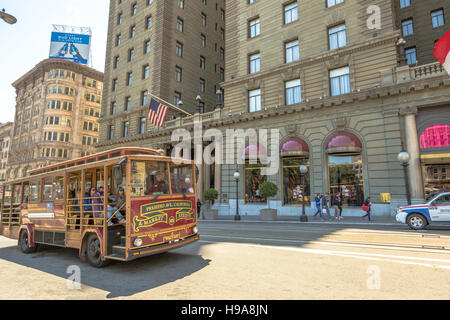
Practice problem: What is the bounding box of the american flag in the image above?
[148,98,169,128]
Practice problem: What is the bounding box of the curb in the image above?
[198,219,401,226]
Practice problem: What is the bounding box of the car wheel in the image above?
[86,234,110,268]
[18,230,37,254]
[407,214,427,230]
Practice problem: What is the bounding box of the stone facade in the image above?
[7,59,103,181]
[97,0,450,218]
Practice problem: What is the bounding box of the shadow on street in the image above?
[0,243,210,298]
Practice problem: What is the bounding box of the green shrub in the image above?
[259,181,278,209]
[203,189,219,206]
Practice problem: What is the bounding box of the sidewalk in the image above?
[198,214,400,226]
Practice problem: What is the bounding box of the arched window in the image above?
[280,138,310,205]
[326,132,364,207]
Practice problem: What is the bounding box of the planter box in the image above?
[259,208,278,221]
[203,209,219,220]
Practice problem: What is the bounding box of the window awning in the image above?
[280,137,309,157]
[326,132,362,153]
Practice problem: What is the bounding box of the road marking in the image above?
[199,233,450,254]
[199,240,450,270]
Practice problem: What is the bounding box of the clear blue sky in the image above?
[0,0,109,123]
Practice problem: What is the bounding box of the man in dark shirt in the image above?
[146,171,168,195]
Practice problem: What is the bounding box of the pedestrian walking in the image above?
[361,197,372,221]
[313,193,322,218]
[337,193,343,220]
[333,192,343,220]
[332,193,340,220]
[197,198,202,219]
[321,193,331,220]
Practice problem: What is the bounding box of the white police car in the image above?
[396,192,450,230]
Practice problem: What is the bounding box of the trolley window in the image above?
[130,161,169,196]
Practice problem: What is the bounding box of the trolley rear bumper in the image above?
[127,234,200,261]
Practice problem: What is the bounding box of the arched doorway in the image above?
[280,137,310,205]
[326,132,365,207]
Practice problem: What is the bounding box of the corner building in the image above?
[7,59,103,180]
[98,0,450,217]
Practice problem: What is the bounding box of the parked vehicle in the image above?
[396,192,450,230]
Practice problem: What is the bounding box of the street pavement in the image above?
[0,219,450,300]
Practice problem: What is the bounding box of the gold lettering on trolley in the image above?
[133,200,194,232]
[163,232,181,242]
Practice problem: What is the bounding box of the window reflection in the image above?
[244,161,267,204]
[328,154,364,207]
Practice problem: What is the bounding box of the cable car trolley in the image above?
[0,147,199,267]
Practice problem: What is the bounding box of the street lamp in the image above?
[398,151,411,205]
[234,170,241,221]
[177,100,184,119]
[216,89,223,109]
[299,165,308,222]
[396,38,408,66]
[0,9,17,25]
[196,95,203,114]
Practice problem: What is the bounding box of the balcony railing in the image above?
[393,61,447,84]
[411,62,446,80]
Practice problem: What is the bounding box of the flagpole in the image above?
[149,93,192,116]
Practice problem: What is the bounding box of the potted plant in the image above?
[258,181,279,221]
[202,188,219,220]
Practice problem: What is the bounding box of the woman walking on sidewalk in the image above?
[361,197,372,221]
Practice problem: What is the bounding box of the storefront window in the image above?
[170,164,194,194]
[328,154,364,207]
[244,161,267,204]
[423,164,450,199]
[130,161,169,196]
[282,157,310,205]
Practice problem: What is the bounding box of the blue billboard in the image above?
[49,32,91,65]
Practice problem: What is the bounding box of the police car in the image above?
[396,192,450,230]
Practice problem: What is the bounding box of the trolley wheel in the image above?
[86,234,110,268]
[18,230,37,254]
[407,214,427,230]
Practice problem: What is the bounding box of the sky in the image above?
[0,0,109,123]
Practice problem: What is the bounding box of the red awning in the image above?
[326,132,362,153]
[280,138,309,157]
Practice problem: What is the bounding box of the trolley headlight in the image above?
[134,238,143,247]
[193,226,199,234]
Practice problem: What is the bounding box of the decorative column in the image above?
[400,106,424,202]
[214,142,222,201]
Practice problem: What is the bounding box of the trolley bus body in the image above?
[0,148,199,267]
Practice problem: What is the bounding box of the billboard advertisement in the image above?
[49,31,91,65]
